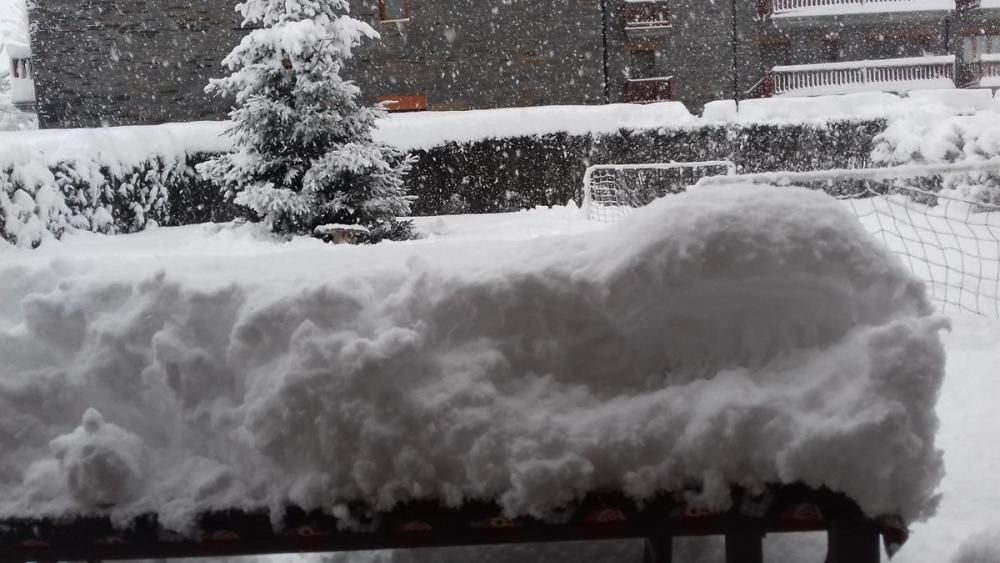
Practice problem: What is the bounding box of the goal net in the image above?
[693,159,1000,319]
[582,161,737,223]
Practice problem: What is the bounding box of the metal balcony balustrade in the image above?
[624,76,673,103]
[624,0,671,33]
[760,55,955,97]
[758,0,956,17]
[968,54,1000,86]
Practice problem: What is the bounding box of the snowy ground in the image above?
[0,190,996,562]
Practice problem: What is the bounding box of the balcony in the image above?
[624,76,673,103]
[967,54,1000,87]
[758,0,955,18]
[624,1,671,35]
[762,55,955,97]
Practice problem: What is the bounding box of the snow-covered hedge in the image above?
[0,117,886,245]
[408,120,886,215]
[872,103,1000,205]
[0,123,236,247]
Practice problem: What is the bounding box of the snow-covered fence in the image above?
[766,0,954,15]
[968,54,1000,89]
[696,159,1000,318]
[770,56,956,97]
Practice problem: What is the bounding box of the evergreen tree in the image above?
[200,0,415,242]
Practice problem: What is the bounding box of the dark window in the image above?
[628,49,657,79]
[379,0,410,21]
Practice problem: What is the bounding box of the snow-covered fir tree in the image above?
[199,0,415,242]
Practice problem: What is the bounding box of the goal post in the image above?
[582,160,737,223]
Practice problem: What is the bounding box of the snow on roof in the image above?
[0,185,946,529]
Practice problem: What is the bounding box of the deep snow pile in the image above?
[0,185,947,530]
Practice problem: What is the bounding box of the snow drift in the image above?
[0,185,947,530]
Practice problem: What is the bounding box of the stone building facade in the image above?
[23,1,1000,129]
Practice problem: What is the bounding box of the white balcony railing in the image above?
[769,55,956,96]
[973,53,1000,87]
[766,0,955,16]
[624,0,671,32]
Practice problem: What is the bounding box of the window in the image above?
[963,34,1000,60]
[379,0,410,22]
[628,49,657,79]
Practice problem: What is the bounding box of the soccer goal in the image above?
[694,158,1000,319]
[582,160,737,223]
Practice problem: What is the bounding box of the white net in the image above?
[843,186,1000,319]
[584,159,1000,318]
[582,161,737,223]
[694,159,1000,319]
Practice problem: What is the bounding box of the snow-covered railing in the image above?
[624,76,673,103]
[624,0,671,32]
[971,54,1000,88]
[768,55,955,97]
[762,0,955,16]
[0,485,894,563]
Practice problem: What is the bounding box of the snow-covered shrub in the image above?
[200,0,415,243]
[872,112,1000,206]
[0,155,236,247]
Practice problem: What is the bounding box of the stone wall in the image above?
[29,0,244,128]
[29,0,612,127]
[347,0,608,110]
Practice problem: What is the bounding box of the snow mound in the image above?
[49,409,147,508]
[0,185,947,528]
[953,528,1000,563]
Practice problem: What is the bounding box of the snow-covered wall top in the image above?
[373,102,699,151]
[1,91,996,166]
